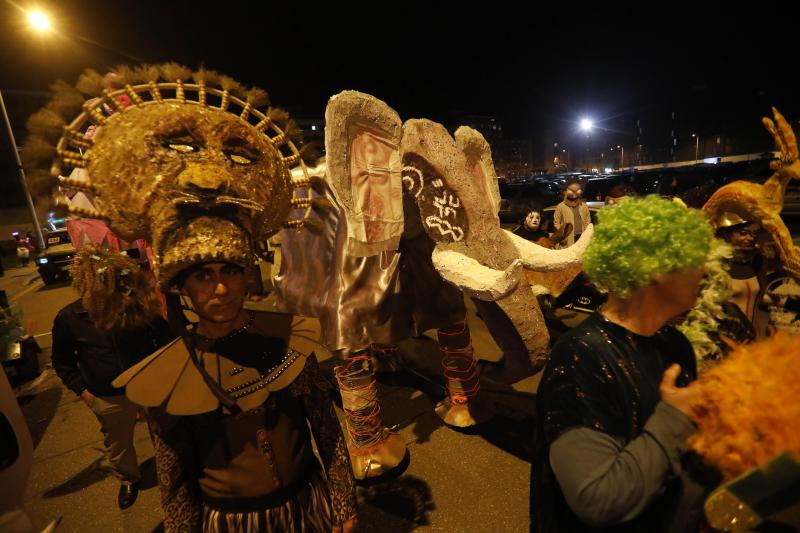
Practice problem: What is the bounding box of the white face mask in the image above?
[524,212,541,230]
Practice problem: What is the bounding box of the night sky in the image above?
[0,3,794,205]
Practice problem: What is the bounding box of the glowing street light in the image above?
[27,10,52,32]
[0,9,56,249]
[580,118,593,132]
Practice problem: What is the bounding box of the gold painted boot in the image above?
[434,319,495,427]
[335,354,407,480]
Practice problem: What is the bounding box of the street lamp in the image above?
[27,10,52,32]
[691,134,699,164]
[0,91,46,250]
[578,118,593,170]
[0,9,54,249]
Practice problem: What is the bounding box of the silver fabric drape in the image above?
[274,179,464,355]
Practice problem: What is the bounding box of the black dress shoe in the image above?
[477,359,537,385]
[118,482,139,509]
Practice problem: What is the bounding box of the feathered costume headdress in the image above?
[22,63,318,289]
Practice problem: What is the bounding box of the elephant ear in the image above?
[324,91,404,257]
[455,126,502,217]
[400,119,513,271]
[401,120,551,364]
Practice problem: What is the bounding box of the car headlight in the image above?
[37,258,48,264]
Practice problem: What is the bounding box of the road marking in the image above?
[9,279,43,302]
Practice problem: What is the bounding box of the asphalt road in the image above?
[7,266,550,533]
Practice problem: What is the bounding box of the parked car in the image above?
[584,176,620,203]
[1,343,35,529]
[499,180,563,223]
[34,228,76,285]
[608,158,774,208]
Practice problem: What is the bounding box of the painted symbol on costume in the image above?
[402,157,469,243]
[402,166,424,198]
[424,216,465,241]
[432,190,460,219]
[425,188,464,241]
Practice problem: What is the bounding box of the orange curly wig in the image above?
[690,332,800,479]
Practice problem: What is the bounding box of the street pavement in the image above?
[5,265,568,533]
[1,264,43,302]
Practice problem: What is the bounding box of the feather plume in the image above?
[46,80,85,118]
[245,87,270,108]
[20,136,57,168]
[76,68,105,96]
[159,62,193,82]
[26,109,65,143]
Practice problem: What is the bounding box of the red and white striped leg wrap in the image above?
[435,318,495,427]
[438,320,481,405]
[334,354,384,449]
[334,352,407,480]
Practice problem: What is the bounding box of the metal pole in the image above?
[0,89,45,249]
[694,135,699,164]
[620,146,624,170]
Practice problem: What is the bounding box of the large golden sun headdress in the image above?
[23,63,316,288]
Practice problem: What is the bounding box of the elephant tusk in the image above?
[431,247,522,301]
[505,224,594,272]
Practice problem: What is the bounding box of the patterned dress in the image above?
[113,311,356,532]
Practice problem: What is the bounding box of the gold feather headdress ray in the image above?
[23,63,316,230]
[23,64,321,287]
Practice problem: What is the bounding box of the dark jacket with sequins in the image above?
[530,312,715,533]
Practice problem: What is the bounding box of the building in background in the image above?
[455,115,534,180]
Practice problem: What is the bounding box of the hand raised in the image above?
[659,364,702,420]
[80,389,95,407]
[763,107,800,178]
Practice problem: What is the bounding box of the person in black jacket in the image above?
[52,245,173,510]
[514,209,549,242]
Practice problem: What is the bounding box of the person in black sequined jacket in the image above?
[531,196,720,533]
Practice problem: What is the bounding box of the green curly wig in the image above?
[583,195,713,298]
